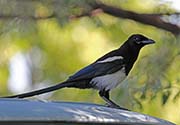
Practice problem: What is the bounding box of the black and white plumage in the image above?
[3,34,155,110]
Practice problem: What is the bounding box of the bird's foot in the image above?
[105,103,130,111]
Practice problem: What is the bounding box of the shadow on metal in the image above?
[0,98,175,125]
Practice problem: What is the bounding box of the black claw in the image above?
[106,103,130,111]
[99,90,130,111]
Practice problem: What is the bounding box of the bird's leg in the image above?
[99,90,129,110]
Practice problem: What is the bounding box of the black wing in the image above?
[68,59,125,81]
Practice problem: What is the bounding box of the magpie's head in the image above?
[127,34,155,49]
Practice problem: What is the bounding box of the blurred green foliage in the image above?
[0,0,179,124]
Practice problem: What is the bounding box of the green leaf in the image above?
[162,91,171,105]
[173,90,180,102]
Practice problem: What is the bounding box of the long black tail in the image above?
[2,81,74,98]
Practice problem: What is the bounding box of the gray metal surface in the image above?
[0,98,175,125]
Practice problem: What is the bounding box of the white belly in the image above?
[90,67,126,91]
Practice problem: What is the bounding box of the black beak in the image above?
[142,39,155,45]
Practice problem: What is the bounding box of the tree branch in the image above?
[91,2,180,35]
[0,2,179,35]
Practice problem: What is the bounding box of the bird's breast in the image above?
[90,67,126,91]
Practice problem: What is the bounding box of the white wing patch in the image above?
[90,67,126,91]
[97,56,123,63]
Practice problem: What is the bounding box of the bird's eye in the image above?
[134,37,139,41]
[134,37,141,44]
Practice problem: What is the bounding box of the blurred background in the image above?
[0,0,179,124]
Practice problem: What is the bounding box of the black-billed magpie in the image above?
[3,34,155,110]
